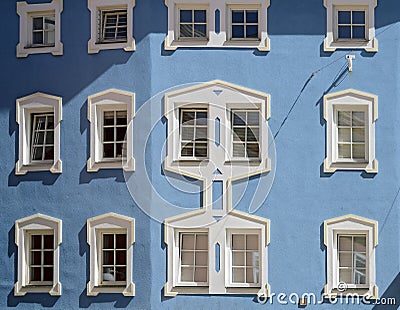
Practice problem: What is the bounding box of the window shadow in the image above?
[372,273,400,309]
[8,169,60,186]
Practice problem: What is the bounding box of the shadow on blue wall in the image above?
[372,273,400,309]
[78,225,133,308]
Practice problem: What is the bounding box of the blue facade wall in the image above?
[0,0,399,308]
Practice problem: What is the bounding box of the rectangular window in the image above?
[232,110,260,158]
[338,234,367,285]
[100,232,127,285]
[102,110,127,160]
[98,9,128,43]
[179,9,207,39]
[31,15,55,47]
[179,233,208,284]
[30,113,54,162]
[231,9,259,40]
[180,109,208,158]
[231,233,260,285]
[28,232,54,285]
[337,9,366,40]
[336,110,366,161]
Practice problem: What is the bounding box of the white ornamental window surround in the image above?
[164,0,270,51]
[323,0,377,52]
[87,89,135,172]
[88,0,135,54]
[16,0,63,58]
[323,89,378,173]
[16,92,62,175]
[324,215,378,299]
[87,213,135,296]
[14,214,62,296]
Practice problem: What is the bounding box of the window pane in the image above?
[233,143,246,157]
[181,144,194,156]
[116,111,127,125]
[354,236,366,252]
[116,267,126,281]
[233,112,246,126]
[338,128,351,143]
[31,251,41,265]
[180,10,192,23]
[194,267,207,282]
[181,267,194,281]
[44,17,55,30]
[181,234,195,250]
[338,26,351,39]
[352,144,365,159]
[30,267,41,281]
[105,15,117,27]
[354,269,366,284]
[352,26,365,39]
[44,146,54,160]
[31,235,42,249]
[352,128,365,143]
[32,147,43,160]
[116,234,126,249]
[44,235,54,249]
[33,17,43,30]
[103,251,114,265]
[233,252,245,266]
[104,28,116,40]
[182,111,195,125]
[181,127,194,141]
[339,253,352,267]
[246,235,258,250]
[247,128,259,142]
[181,251,194,265]
[103,144,114,158]
[232,10,244,23]
[47,116,54,129]
[338,11,351,24]
[116,28,127,40]
[195,252,208,266]
[103,267,115,281]
[44,251,54,265]
[196,234,208,250]
[232,234,245,250]
[339,268,352,283]
[246,10,258,23]
[338,144,351,159]
[246,25,258,38]
[117,127,127,142]
[44,30,55,45]
[232,267,245,283]
[116,250,127,265]
[33,32,43,45]
[116,143,124,157]
[103,234,114,249]
[44,267,54,282]
[196,112,208,125]
[194,144,207,157]
[194,24,206,38]
[118,15,127,25]
[232,25,244,38]
[352,112,365,126]
[354,254,366,268]
[103,128,114,142]
[46,131,54,144]
[247,112,259,125]
[352,11,365,24]
[33,131,45,145]
[104,111,114,125]
[194,10,206,23]
[246,267,255,283]
[233,128,246,141]
[338,236,352,251]
[246,143,259,158]
[195,127,207,141]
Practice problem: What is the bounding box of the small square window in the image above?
[231,110,260,159]
[31,15,56,47]
[180,109,208,159]
[178,9,207,40]
[230,9,259,40]
[98,9,128,43]
[336,9,366,40]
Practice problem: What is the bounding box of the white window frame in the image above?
[324,215,378,299]
[323,0,378,52]
[14,214,62,296]
[16,92,62,175]
[87,89,135,172]
[164,0,270,51]
[88,0,135,54]
[323,89,378,173]
[227,4,261,42]
[87,213,135,296]
[16,0,63,58]
[176,5,209,41]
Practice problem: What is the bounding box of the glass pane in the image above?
[232,234,245,250]
[352,128,365,143]
[232,25,244,38]
[247,112,259,125]
[105,15,118,27]
[116,28,127,40]
[233,143,245,157]
[233,112,246,125]
[103,234,114,249]
[116,111,127,125]
[103,127,114,142]
[44,267,53,282]
[103,267,115,281]
[118,14,127,25]
[353,26,365,39]
[46,131,54,144]
[104,111,114,125]
[43,234,53,248]
[338,26,351,39]
[33,17,43,30]
[233,252,245,266]
[339,253,352,267]
[339,268,352,283]
[179,24,192,38]
[194,24,206,38]
[182,234,195,250]
[194,144,207,157]
[246,143,259,158]
[338,236,352,251]
[246,235,258,250]
[116,267,126,281]
[233,128,246,141]
[196,234,208,250]
[196,112,208,125]
[246,267,255,283]
[30,267,41,281]
[247,128,259,142]
[180,10,192,23]
[103,143,114,158]
[181,267,194,282]
[33,131,45,145]
[31,235,42,249]
[182,111,195,125]
[47,116,54,129]
[338,11,351,24]
[33,32,43,45]
[116,143,124,158]
[181,126,194,141]
[117,127,127,142]
[44,251,53,265]
[44,30,55,45]
[31,251,41,265]
[353,144,365,159]
[354,268,366,284]
[195,252,208,266]
[338,144,351,159]
[246,10,258,23]
[232,10,244,23]
[103,251,114,265]
[181,144,193,157]
[232,267,245,283]
[338,128,351,143]
[104,28,116,40]
[44,16,55,30]
[354,236,366,252]
[194,267,207,282]
[338,111,351,126]
[35,116,47,130]
[194,10,206,23]
[195,127,207,141]
[181,251,195,265]
[44,146,54,160]
[116,234,126,249]
[116,251,127,265]
[32,147,43,160]
[246,25,258,38]
[354,254,366,268]
[352,11,365,24]
[352,112,365,126]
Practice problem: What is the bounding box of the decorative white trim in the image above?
[14,214,62,296]
[324,214,378,299]
[86,213,135,296]
[16,92,62,175]
[323,89,378,173]
[16,0,63,58]
[323,0,378,52]
[87,89,135,172]
[164,209,270,296]
[164,0,270,51]
[88,0,135,54]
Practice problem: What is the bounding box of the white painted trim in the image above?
[323,0,378,52]
[14,214,62,296]
[164,0,270,51]
[87,0,135,54]
[323,89,378,173]
[87,89,135,172]
[324,214,378,298]
[16,92,62,175]
[86,213,135,296]
[16,0,63,58]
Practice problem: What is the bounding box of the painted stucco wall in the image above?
[0,0,399,309]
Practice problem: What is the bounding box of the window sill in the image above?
[324,285,378,299]
[87,156,135,172]
[86,281,135,296]
[15,159,62,175]
[323,158,378,173]
[323,37,378,52]
[88,38,135,54]
[14,281,61,296]
[17,42,63,58]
